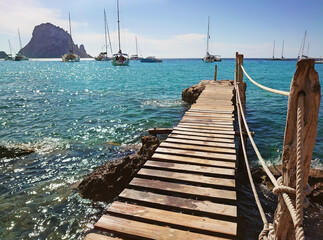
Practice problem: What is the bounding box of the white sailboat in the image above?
[62,12,80,62]
[203,16,221,63]
[111,0,129,66]
[130,37,141,60]
[95,9,113,61]
[297,30,308,60]
[267,40,290,61]
[5,40,13,60]
[14,29,28,61]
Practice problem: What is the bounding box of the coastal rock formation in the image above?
[21,23,92,58]
[0,51,8,58]
[252,165,323,204]
[78,135,159,202]
[0,145,34,158]
[182,79,235,104]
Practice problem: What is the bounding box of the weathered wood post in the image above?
[272,59,320,239]
[214,65,217,81]
[235,52,247,170]
[235,52,245,107]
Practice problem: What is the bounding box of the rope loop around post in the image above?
[259,223,274,240]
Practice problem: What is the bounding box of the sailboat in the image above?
[62,12,80,62]
[95,9,113,61]
[130,37,142,60]
[267,40,290,61]
[297,30,309,60]
[202,16,221,63]
[14,29,28,61]
[5,40,13,61]
[267,40,280,60]
[111,0,129,66]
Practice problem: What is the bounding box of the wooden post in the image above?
[273,59,320,239]
[214,65,217,81]
[235,52,245,107]
[235,52,247,171]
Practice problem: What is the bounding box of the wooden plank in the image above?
[95,215,228,240]
[181,117,233,124]
[119,189,237,217]
[107,202,237,236]
[145,160,235,176]
[174,127,235,135]
[172,130,234,139]
[177,123,234,131]
[166,137,235,149]
[188,109,233,114]
[182,116,234,122]
[186,112,233,117]
[152,153,235,168]
[148,128,172,135]
[169,133,234,143]
[84,233,121,240]
[160,142,236,154]
[137,168,235,187]
[156,147,236,161]
[130,178,236,200]
[190,106,234,111]
[178,122,234,129]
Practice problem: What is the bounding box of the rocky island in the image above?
[21,23,91,58]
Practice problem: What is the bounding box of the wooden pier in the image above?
[85,81,238,240]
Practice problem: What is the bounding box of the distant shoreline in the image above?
[0,57,300,61]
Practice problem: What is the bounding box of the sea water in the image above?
[0,59,322,239]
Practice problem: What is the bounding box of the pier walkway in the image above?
[85,54,320,240]
[85,82,238,239]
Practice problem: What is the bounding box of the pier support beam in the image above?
[214,65,217,81]
[235,52,247,171]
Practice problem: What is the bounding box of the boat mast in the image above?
[18,29,23,55]
[306,43,310,57]
[105,9,113,56]
[8,40,12,56]
[69,12,73,53]
[301,30,307,57]
[104,9,108,55]
[206,16,210,54]
[281,40,284,58]
[135,36,138,56]
[117,0,121,53]
[272,40,275,58]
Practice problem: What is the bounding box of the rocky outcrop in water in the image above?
[0,51,8,58]
[0,145,34,158]
[182,79,235,104]
[78,135,160,202]
[21,23,92,58]
[252,165,323,204]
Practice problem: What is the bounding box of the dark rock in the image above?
[78,135,160,202]
[182,79,234,104]
[0,51,8,58]
[0,145,34,158]
[252,165,323,204]
[21,22,92,58]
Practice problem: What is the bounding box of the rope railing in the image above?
[234,75,269,227]
[240,64,290,96]
[234,57,315,240]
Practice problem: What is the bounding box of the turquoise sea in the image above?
[0,59,322,239]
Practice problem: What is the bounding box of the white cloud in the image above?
[0,0,293,58]
[0,0,86,50]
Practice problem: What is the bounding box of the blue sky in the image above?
[0,0,322,58]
